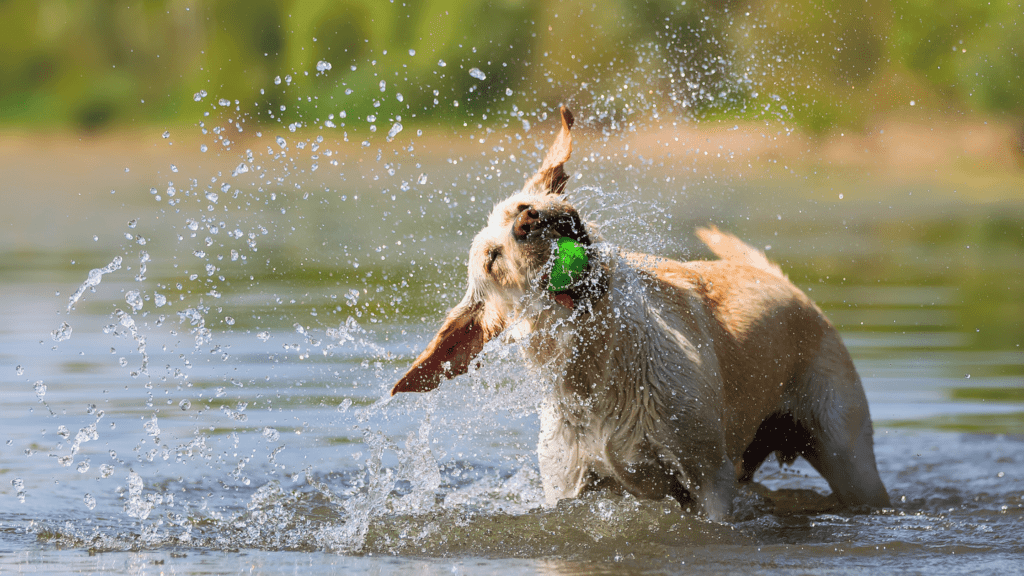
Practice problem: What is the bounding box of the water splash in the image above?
[124,470,154,520]
[313,431,396,553]
[11,478,26,503]
[67,256,122,312]
[114,308,149,376]
[51,322,72,342]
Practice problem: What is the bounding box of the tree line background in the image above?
[1,0,1020,133]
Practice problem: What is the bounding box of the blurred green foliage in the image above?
[0,0,1021,132]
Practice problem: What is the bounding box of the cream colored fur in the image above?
[391,107,889,520]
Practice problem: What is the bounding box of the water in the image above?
[1,114,1023,574]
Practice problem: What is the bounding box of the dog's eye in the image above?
[485,247,502,273]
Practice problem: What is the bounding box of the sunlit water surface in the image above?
[1,116,1022,576]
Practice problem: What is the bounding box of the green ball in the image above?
[547,237,589,292]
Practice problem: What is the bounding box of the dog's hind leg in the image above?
[794,335,890,509]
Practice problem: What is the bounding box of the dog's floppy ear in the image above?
[523,106,574,195]
[391,291,506,395]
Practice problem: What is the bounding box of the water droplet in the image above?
[11,478,25,503]
[316,60,332,72]
[100,464,114,478]
[33,381,46,399]
[205,191,219,203]
[232,162,249,176]
[276,136,287,149]
[51,322,72,342]
[408,49,416,56]
[417,173,428,185]
[15,365,23,376]
[397,93,404,102]
[262,427,281,442]
[225,316,235,326]
[162,131,170,139]
[438,59,446,67]
[506,88,513,96]
[257,331,271,342]
[200,144,208,153]
[193,90,207,101]
[125,290,143,313]
[387,122,403,141]
[170,164,178,173]
[179,399,191,410]
[77,460,90,473]
[469,68,486,80]
[379,80,387,92]
[218,98,231,107]
[143,416,160,438]
[83,493,96,510]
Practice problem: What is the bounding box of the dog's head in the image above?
[391,106,599,395]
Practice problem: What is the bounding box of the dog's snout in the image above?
[512,207,541,240]
[512,206,590,245]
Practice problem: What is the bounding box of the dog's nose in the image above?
[513,207,541,240]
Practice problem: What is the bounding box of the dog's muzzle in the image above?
[512,207,590,245]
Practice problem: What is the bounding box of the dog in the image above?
[390,107,890,520]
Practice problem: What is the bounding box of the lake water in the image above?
[1,124,1022,574]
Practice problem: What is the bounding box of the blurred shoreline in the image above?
[3,115,1021,200]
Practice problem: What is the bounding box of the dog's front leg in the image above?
[537,400,591,506]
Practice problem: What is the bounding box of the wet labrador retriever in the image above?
[391,107,889,520]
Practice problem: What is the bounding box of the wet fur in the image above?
[391,107,890,520]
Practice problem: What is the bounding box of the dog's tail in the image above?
[695,225,786,280]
